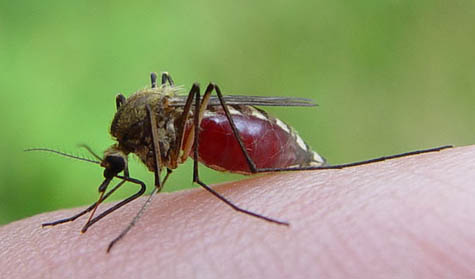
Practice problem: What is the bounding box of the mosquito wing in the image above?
[169,95,317,107]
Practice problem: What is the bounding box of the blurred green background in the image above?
[1,0,474,225]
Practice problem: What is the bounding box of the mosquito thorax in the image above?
[109,85,185,171]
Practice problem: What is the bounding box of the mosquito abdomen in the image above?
[188,105,326,174]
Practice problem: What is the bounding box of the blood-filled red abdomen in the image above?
[185,108,323,174]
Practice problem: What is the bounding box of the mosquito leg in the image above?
[42,179,127,227]
[81,175,146,233]
[191,84,289,226]
[171,83,198,165]
[256,145,453,172]
[106,169,173,253]
[106,104,167,252]
[161,72,175,86]
[212,84,258,173]
[151,72,158,88]
[320,145,452,169]
[193,178,289,225]
[178,83,214,163]
[151,72,175,88]
[152,71,175,87]
[145,103,163,191]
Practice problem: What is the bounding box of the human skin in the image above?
[1,145,475,278]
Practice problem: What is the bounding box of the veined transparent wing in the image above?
[168,95,317,107]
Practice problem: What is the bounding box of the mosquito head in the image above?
[101,146,128,179]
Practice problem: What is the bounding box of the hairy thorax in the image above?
[110,87,185,171]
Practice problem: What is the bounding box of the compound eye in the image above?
[103,155,126,178]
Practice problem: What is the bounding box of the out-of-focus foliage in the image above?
[1,0,474,224]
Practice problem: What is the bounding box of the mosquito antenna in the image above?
[25,148,100,165]
[78,144,103,161]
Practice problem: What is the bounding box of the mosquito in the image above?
[28,72,452,252]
